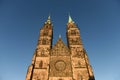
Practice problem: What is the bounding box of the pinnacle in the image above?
[45,15,51,24]
[59,34,61,38]
[48,15,50,20]
[68,14,74,23]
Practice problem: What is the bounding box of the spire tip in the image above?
[59,34,61,38]
[68,14,74,23]
[45,15,51,24]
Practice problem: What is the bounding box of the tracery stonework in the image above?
[25,16,95,80]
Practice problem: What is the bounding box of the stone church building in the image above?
[25,15,95,80]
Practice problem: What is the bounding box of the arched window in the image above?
[71,30,76,35]
[43,30,48,36]
[42,39,46,45]
[39,60,43,68]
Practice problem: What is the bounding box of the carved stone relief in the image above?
[77,73,82,80]
[32,70,47,80]
[69,38,81,45]
[37,48,49,57]
[72,58,86,68]
[71,47,85,58]
[38,38,50,45]
[78,59,86,68]
[55,60,66,71]
[51,39,70,56]
[75,50,84,58]
[49,56,72,77]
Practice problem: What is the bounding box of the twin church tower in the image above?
[25,15,95,80]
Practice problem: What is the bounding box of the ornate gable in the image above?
[51,38,70,56]
[49,38,72,77]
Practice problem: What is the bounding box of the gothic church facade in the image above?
[26,16,95,80]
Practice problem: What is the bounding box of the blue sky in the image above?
[0,0,120,80]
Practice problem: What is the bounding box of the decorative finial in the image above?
[59,34,61,38]
[48,15,50,20]
[68,14,74,23]
[45,15,51,24]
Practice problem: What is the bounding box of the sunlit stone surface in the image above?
[25,16,95,80]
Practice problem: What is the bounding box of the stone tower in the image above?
[25,15,95,80]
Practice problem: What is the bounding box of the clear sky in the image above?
[0,0,120,80]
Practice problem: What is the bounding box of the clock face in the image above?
[55,60,66,71]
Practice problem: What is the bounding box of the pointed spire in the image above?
[45,15,51,24]
[68,14,74,23]
[48,15,50,20]
[59,34,61,38]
